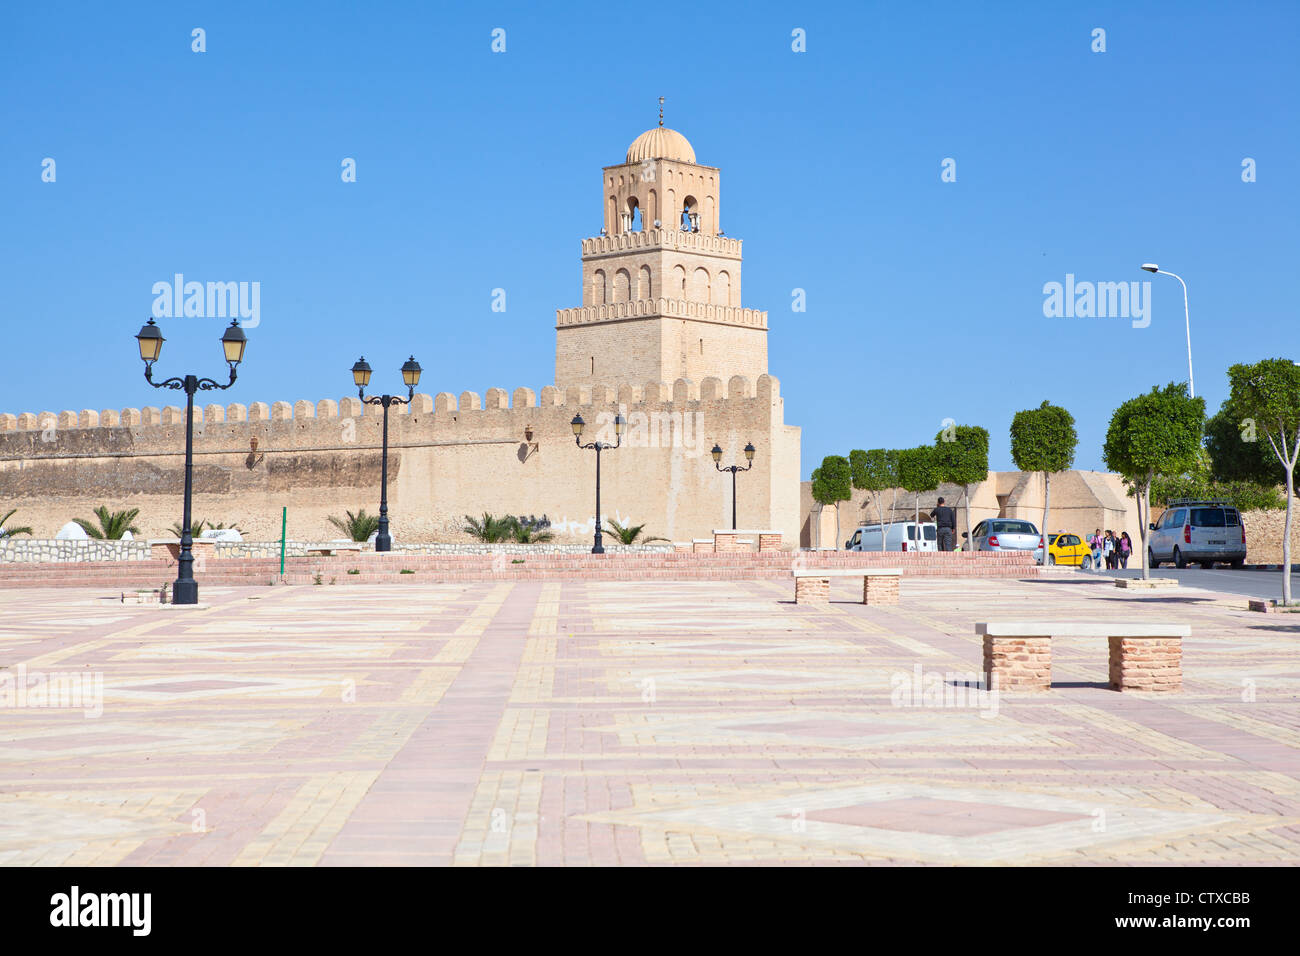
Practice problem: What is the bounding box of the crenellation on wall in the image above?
[226,403,247,422]
[161,406,183,426]
[248,402,269,422]
[485,388,508,410]
[565,385,586,406]
[589,384,615,405]
[700,377,723,401]
[293,400,314,420]
[673,378,697,403]
[0,414,16,432]
[316,399,338,419]
[459,391,482,411]
[434,393,456,414]
[513,387,536,409]
[78,410,100,428]
[409,394,433,415]
[339,397,361,418]
[728,375,751,399]
[142,407,161,426]
[617,384,639,406]
[202,405,224,424]
[121,408,142,426]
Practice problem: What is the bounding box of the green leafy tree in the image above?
[1102,384,1205,580]
[1010,401,1078,564]
[0,508,34,538]
[850,448,900,551]
[1206,401,1286,486]
[897,446,941,542]
[811,455,852,549]
[462,512,515,543]
[606,519,667,546]
[1224,359,1300,603]
[73,506,141,540]
[934,424,989,551]
[328,509,381,542]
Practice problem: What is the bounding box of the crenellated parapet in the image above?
[556,297,767,329]
[0,374,783,439]
[580,229,743,259]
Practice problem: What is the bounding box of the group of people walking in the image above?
[1088,528,1132,570]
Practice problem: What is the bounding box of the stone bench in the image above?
[793,568,902,605]
[975,622,1189,693]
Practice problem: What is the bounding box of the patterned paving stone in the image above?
[0,576,1297,865]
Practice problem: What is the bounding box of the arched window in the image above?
[613,269,631,303]
[692,266,710,302]
[672,265,686,297]
[647,188,658,227]
[627,196,642,232]
[716,270,731,306]
[682,195,699,232]
[637,265,651,300]
[592,269,607,305]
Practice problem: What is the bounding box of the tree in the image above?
[605,519,665,546]
[1225,359,1300,604]
[329,509,381,542]
[0,508,34,538]
[1102,384,1205,580]
[933,424,989,551]
[1206,400,1286,486]
[73,506,141,540]
[850,449,900,552]
[462,512,515,543]
[811,455,852,549]
[1010,401,1077,564]
[897,446,941,543]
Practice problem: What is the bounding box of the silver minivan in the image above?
[1148,500,1247,569]
[845,521,938,552]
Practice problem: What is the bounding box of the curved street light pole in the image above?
[572,412,626,554]
[136,318,248,605]
[711,442,756,530]
[1141,264,1194,398]
[352,356,422,552]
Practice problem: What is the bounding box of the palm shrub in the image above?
[463,513,516,543]
[510,517,554,543]
[606,518,667,545]
[0,509,34,538]
[73,506,141,540]
[328,509,381,542]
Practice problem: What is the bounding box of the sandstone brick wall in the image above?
[1241,507,1300,565]
[0,375,799,548]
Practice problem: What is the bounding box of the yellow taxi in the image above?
[1042,531,1093,568]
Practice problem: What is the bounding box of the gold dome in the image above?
[626,126,696,164]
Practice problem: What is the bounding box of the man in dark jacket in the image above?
[931,497,957,552]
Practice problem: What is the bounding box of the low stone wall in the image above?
[0,539,151,563]
[1242,508,1300,566]
[0,539,677,563]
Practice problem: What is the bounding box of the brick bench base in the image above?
[978,624,1185,692]
[793,570,902,606]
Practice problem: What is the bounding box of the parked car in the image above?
[845,521,938,552]
[1148,499,1246,569]
[1038,531,1093,568]
[968,518,1041,554]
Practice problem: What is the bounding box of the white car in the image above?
[968,518,1041,554]
[845,521,938,552]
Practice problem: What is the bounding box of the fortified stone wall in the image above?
[0,374,799,547]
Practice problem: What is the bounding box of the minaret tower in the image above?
[555,101,769,388]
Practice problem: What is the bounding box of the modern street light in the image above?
[136,317,247,605]
[572,411,626,554]
[711,441,756,530]
[1141,263,1194,397]
[352,355,422,552]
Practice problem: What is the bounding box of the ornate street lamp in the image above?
[352,355,421,551]
[136,317,247,605]
[712,441,755,530]
[572,411,626,554]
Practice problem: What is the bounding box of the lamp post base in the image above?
[172,578,199,605]
[374,534,392,552]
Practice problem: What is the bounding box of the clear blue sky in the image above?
[3,0,1296,477]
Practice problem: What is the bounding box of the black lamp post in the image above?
[352,355,422,552]
[136,317,248,605]
[572,411,626,554]
[711,441,756,530]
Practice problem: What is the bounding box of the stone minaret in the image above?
[555,112,768,388]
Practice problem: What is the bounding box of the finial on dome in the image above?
[658,96,664,127]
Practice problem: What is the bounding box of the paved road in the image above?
[1076,565,1291,601]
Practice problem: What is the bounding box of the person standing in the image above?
[1103,530,1116,569]
[1089,528,1104,571]
[930,497,957,552]
[1119,531,1132,569]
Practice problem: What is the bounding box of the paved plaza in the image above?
[1,575,1298,866]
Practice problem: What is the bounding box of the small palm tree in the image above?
[0,508,34,538]
[606,518,668,545]
[74,506,141,540]
[511,518,554,543]
[328,510,381,542]
[170,519,207,538]
[463,512,516,543]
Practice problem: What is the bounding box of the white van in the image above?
[845,522,938,552]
